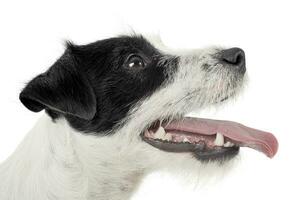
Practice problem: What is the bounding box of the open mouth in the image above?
[141,117,278,161]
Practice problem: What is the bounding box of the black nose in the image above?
[221,47,246,74]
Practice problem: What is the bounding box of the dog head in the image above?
[19,35,277,172]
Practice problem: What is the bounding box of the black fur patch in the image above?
[20,35,178,134]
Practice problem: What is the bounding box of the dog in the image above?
[0,35,278,200]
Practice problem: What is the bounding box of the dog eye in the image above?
[127,55,145,69]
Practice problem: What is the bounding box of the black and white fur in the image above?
[0,35,246,200]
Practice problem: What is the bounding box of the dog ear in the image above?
[19,51,97,120]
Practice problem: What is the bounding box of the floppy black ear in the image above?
[19,52,97,120]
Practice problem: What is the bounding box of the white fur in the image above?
[0,37,245,200]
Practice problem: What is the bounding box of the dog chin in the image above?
[148,144,240,184]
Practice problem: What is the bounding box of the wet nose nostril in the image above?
[221,47,246,74]
[222,48,245,64]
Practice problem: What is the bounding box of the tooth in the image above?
[154,126,166,140]
[164,133,172,141]
[223,141,234,147]
[214,133,224,146]
[183,137,189,143]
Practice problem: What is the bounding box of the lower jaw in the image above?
[193,146,239,162]
[141,136,240,162]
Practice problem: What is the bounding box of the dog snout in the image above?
[221,47,246,74]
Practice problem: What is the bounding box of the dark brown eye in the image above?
[127,55,145,69]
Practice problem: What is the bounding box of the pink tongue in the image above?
[164,117,278,158]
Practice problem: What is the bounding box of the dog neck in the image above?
[0,114,147,200]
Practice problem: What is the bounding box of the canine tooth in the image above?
[154,126,166,139]
[183,137,189,143]
[214,133,224,146]
[223,141,234,147]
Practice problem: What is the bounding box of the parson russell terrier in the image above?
[0,35,278,200]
